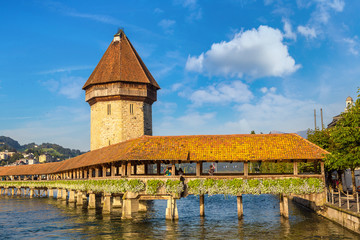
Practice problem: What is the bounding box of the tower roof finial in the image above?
[113,28,125,42]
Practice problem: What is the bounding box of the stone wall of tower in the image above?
[90,100,152,150]
[121,100,152,142]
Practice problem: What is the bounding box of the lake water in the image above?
[0,194,358,239]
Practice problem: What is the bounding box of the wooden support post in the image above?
[157,162,161,175]
[293,161,298,175]
[127,162,132,177]
[121,164,126,177]
[172,162,176,176]
[88,192,96,209]
[321,161,325,176]
[200,194,205,217]
[103,192,111,213]
[244,162,248,176]
[165,197,179,220]
[280,194,289,218]
[144,163,148,175]
[347,191,350,210]
[95,168,99,178]
[357,192,359,213]
[111,164,116,177]
[196,162,202,177]
[102,166,106,178]
[237,195,243,219]
[17,187,22,196]
[283,195,289,218]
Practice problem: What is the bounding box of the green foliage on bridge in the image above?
[186,178,324,195]
[0,178,323,196]
[0,179,185,195]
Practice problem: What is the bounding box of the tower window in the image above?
[107,104,111,115]
[130,104,134,115]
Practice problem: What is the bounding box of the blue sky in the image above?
[0,0,359,151]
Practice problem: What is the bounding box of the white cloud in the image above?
[154,111,216,136]
[189,81,253,106]
[260,87,276,94]
[297,25,317,39]
[186,25,300,79]
[154,8,164,14]
[154,101,178,115]
[174,0,202,21]
[343,37,359,56]
[186,53,204,72]
[221,88,320,133]
[38,66,93,75]
[312,0,345,24]
[158,19,176,29]
[283,19,297,40]
[327,0,345,12]
[158,19,176,34]
[42,76,86,99]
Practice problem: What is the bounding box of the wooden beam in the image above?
[293,161,298,175]
[111,163,116,177]
[157,162,161,175]
[127,162,132,177]
[244,162,248,176]
[121,164,126,176]
[196,162,202,177]
[172,161,176,176]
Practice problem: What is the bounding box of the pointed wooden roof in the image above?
[82,30,160,90]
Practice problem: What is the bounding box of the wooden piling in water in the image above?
[200,194,205,217]
[237,195,243,219]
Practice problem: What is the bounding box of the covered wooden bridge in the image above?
[0,133,328,220]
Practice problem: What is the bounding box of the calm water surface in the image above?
[0,194,358,239]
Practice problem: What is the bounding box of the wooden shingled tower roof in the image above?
[82,30,160,90]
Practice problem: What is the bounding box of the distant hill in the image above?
[269,130,308,139]
[0,136,85,160]
[0,136,21,150]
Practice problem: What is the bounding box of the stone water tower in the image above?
[83,30,160,151]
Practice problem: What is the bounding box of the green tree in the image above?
[305,128,331,174]
[7,152,24,164]
[328,90,360,194]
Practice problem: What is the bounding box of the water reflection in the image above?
[0,194,359,239]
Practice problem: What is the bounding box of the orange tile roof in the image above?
[82,30,160,90]
[0,134,328,176]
